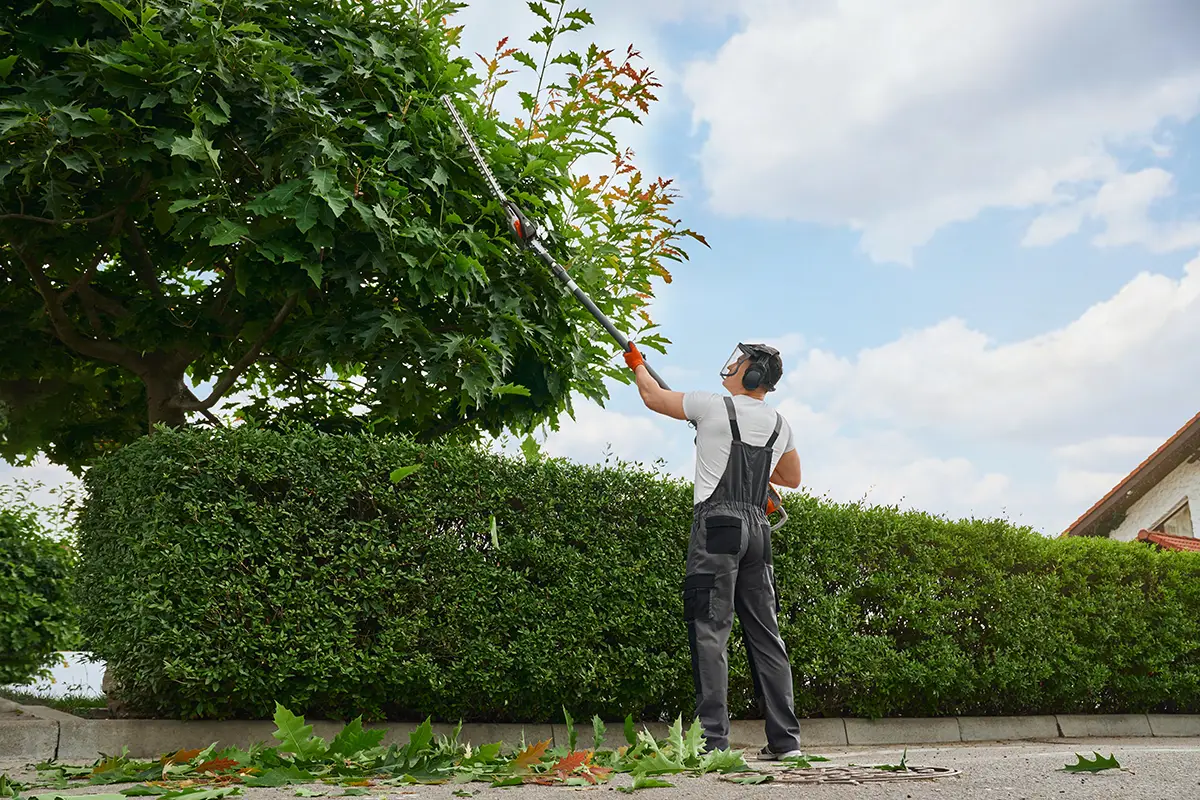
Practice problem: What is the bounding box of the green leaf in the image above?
[198,103,229,125]
[119,788,165,796]
[293,790,324,797]
[168,197,216,213]
[94,0,137,22]
[293,195,321,233]
[389,465,422,483]
[242,767,314,788]
[1063,752,1121,773]
[698,749,750,774]
[87,108,112,125]
[247,179,306,216]
[339,790,368,796]
[519,435,541,464]
[728,773,773,785]
[628,753,684,778]
[682,718,705,764]
[526,1,552,23]
[617,776,674,793]
[666,717,684,764]
[624,715,637,747]
[171,129,219,164]
[591,716,605,750]
[491,383,531,397]
[0,56,18,80]
[488,777,523,788]
[302,262,323,288]
[563,707,577,752]
[309,168,347,217]
[511,52,538,72]
[271,703,327,761]
[209,220,250,246]
[489,515,499,549]
[328,716,385,757]
[57,153,90,174]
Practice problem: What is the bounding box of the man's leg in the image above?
[684,568,738,751]
[734,526,802,754]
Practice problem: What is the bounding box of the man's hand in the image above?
[623,342,645,372]
[626,342,686,420]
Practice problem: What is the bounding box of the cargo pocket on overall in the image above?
[682,573,715,622]
[704,515,742,555]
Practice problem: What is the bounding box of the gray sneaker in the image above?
[757,745,805,760]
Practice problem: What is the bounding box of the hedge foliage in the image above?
[1,490,78,685]
[75,425,1200,721]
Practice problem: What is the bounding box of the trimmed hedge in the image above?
[76,425,1200,721]
[1,496,77,685]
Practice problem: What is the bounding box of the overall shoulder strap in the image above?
[765,412,782,448]
[722,396,741,442]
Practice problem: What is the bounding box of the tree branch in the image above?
[0,207,124,226]
[178,292,301,411]
[14,246,145,371]
[124,218,164,301]
[60,208,128,302]
[0,174,151,228]
[184,386,226,428]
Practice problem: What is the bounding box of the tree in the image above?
[0,0,704,471]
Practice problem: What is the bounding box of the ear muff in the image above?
[742,361,764,390]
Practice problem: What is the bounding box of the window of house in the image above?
[1154,499,1194,539]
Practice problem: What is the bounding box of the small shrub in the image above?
[0,487,78,685]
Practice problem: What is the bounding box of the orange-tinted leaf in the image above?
[511,739,551,771]
[161,748,203,765]
[550,750,593,776]
[196,758,238,773]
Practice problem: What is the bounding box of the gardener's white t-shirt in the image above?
[682,391,795,506]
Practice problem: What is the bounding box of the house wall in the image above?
[1110,457,1200,541]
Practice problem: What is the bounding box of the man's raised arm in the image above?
[625,343,687,420]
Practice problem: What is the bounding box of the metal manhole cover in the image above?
[722,765,962,785]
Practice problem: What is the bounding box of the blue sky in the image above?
[5,0,1200,537]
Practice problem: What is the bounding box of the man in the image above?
[623,341,804,759]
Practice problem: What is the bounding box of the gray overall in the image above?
[683,397,802,753]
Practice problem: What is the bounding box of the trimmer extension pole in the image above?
[440,95,787,530]
[439,95,670,390]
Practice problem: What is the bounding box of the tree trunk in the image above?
[141,359,190,431]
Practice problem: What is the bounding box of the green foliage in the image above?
[0,0,701,471]
[0,484,78,685]
[74,425,1200,722]
[19,704,748,794]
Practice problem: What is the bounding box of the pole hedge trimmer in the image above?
[440,96,788,531]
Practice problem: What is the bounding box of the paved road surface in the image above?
[5,737,1200,799]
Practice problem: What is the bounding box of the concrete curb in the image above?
[2,700,1198,763]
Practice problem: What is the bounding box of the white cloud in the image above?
[682,0,1200,263]
[1024,168,1200,251]
[1054,435,1164,465]
[762,251,1200,533]
[785,253,1200,442]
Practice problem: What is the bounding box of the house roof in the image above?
[1061,410,1200,538]
[1136,529,1200,553]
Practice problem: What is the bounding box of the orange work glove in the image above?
[623,342,645,372]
